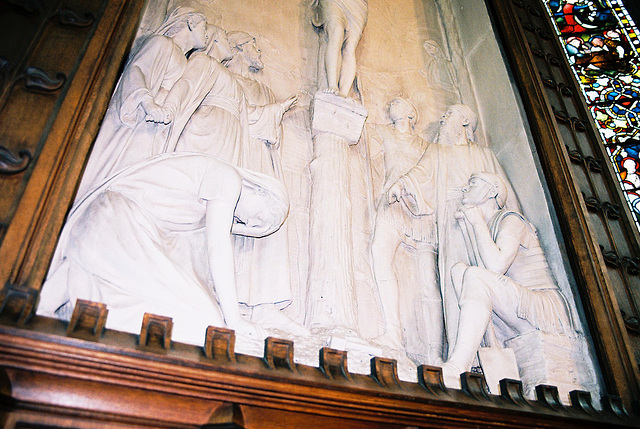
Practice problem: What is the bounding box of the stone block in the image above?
[506,331,599,403]
[310,92,368,144]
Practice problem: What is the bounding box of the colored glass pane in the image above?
[546,1,618,35]
[546,0,640,228]
[608,142,640,221]
[561,29,636,77]
[590,100,640,144]
[609,0,640,54]
[576,65,640,103]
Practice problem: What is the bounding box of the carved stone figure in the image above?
[311,0,368,97]
[371,98,440,358]
[38,153,289,345]
[390,105,519,358]
[441,172,574,387]
[158,23,251,166]
[225,31,300,329]
[422,40,459,97]
[75,7,208,199]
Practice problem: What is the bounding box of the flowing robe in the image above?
[401,142,519,356]
[376,128,433,244]
[232,75,291,308]
[38,153,252,345]
[163,52,248,165]
[75,35,188,200]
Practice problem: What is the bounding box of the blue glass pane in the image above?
[547,0,640,228]
[608,143,640,221]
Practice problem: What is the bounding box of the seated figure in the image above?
[441,172,575,386]
[37,153,289,345]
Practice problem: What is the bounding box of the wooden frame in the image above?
[1,0,639,426]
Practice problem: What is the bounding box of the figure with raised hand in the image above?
[388,105,519,359]
[371,98,441,359]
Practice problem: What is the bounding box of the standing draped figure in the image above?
[225,31,298,320]
[162,24,247,164]
[75,7,208,199]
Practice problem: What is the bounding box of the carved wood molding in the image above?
[0,0,638,426]
[0,146,31,175]
[0,321,636,428]
[0,0,145,289]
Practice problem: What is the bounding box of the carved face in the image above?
[439,108,466,130]
[437,108,468,145]
[189,19,208,51]
[242,40,264,73]
[388,98,416,125]
[206,25,233,63]
[461,176,494,206]
[232,187,283,237]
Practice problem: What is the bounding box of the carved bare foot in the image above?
[323,87,340,95]
[441,362,464,389]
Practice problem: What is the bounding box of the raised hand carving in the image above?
[0,146,32,175]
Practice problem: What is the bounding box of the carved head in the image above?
[205,24,233,63]
[463,172,507,209]
[622,157,639,174]
[423,40,443,59]
[387,98,418,127]
[155,6,207,41]
[228,31,264,73]
[438,104,477,144]
[232,170,289,238]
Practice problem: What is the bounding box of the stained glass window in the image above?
[545,0,640,226]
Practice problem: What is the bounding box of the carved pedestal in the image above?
[506,331,600,402]
[306,92,367,332]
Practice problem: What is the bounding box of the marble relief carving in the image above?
[37,0,599,400]
[311,0,368,97]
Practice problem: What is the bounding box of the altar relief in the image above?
[37,0,599,401]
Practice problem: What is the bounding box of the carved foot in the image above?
[441,362,465,389]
